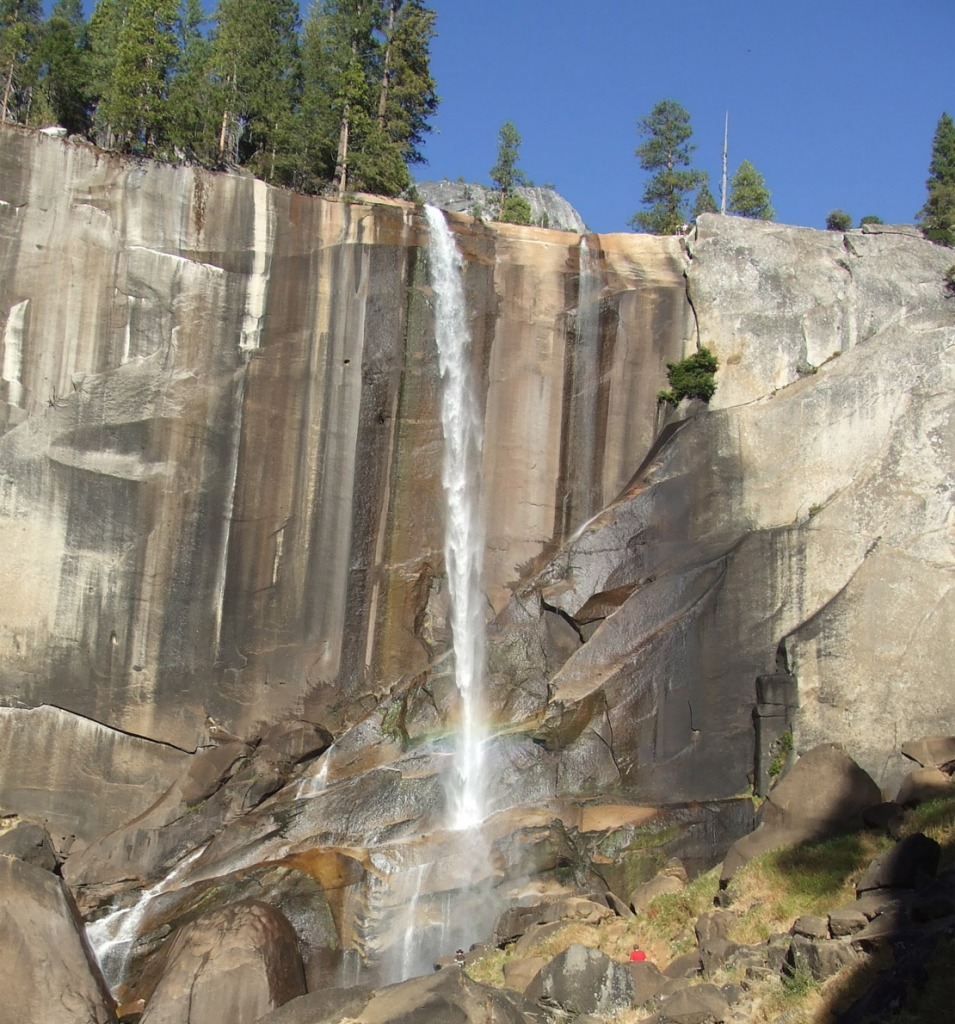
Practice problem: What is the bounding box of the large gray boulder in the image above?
[415,180,587,232]
[759,743,882,833]
[526,943,634,1016]
[0,855,117,1024]
[139,900,305,1024]
[656,982,729,1024]
[721,744,882,884]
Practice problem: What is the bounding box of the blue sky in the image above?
[415,0,954,233]
[64,0,953,233]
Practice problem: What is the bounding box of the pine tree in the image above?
[31,0,90,134]
[0,0,42,123]
[917,112,955,247]
[300,0,437,197]
[86,0,122,145]
[370,0,436,182]
[209,0,301,180]
[165,0,216,161]
[629,99,705,235]
[301,0,376,194]
[96,0,179,152]
[490,119,527,207]
[692,175,718,218]
[727,159,774,220]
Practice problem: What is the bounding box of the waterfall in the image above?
[424,205,487,830]
[86,845,208,994]
[561,235,602,537]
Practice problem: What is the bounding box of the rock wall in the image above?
[0,126,689,840]
[522,215,954,799]
[0,126,952,853]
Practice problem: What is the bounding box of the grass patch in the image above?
[726,831,891,944]
[638,868,719,949]
[464,946,508,986]
[898,793,955,868]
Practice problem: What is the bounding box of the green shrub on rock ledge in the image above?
[657,347,719,405]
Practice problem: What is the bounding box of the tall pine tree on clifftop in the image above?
[629,99,704,235]
[490,119,531,222]
[31,0,90,134]
[300,0,437,197]
[917,112,955,247]
[96,0,181,151]
[165,0,217,163]
[209,0,301,180]
[0,0,41,123]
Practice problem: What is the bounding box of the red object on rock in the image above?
[629,948,647,962]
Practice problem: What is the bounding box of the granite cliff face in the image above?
[0,124,953,999]
[0,125,689,844]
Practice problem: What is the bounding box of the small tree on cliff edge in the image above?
[728,159,774,220]
[490,120,529,223]
[629,99,704,235]
[917,111,955,247]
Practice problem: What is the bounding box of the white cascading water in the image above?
[424,205,487,830]
[562,235,601,536]
[86,844,208,993]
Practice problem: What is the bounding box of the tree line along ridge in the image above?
[0,3,952,243]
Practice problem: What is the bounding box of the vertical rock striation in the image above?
[0,126,690,839]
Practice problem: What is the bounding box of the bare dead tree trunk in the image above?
[1,61,16,123]
[334,106,350,195]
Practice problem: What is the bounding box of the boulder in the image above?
[513,921,567,956]
[540,895,614,926]
[0,854,117,1024]
[856,833,941,892]
[526,944,634,1016]
[656,982,729,1024]
[663,949,702,980]
[722,745,881,884]
[862,801,905,837]
[827,905,869,936]
[699,938,738,978]
[791,915,829,939]
[759,744,882,833]
[899,735,955,771]
[788,934,861,982]
[335,967,529,1024]
[0,819,58,871]
[630,867,687,912]
[895,767,953,806]
[248,986,373,1024]
[502,955,547,994]
[693,910,734,945]
[629,959,668,1004]
[492,901,550,946]
[139,900,305,1024]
